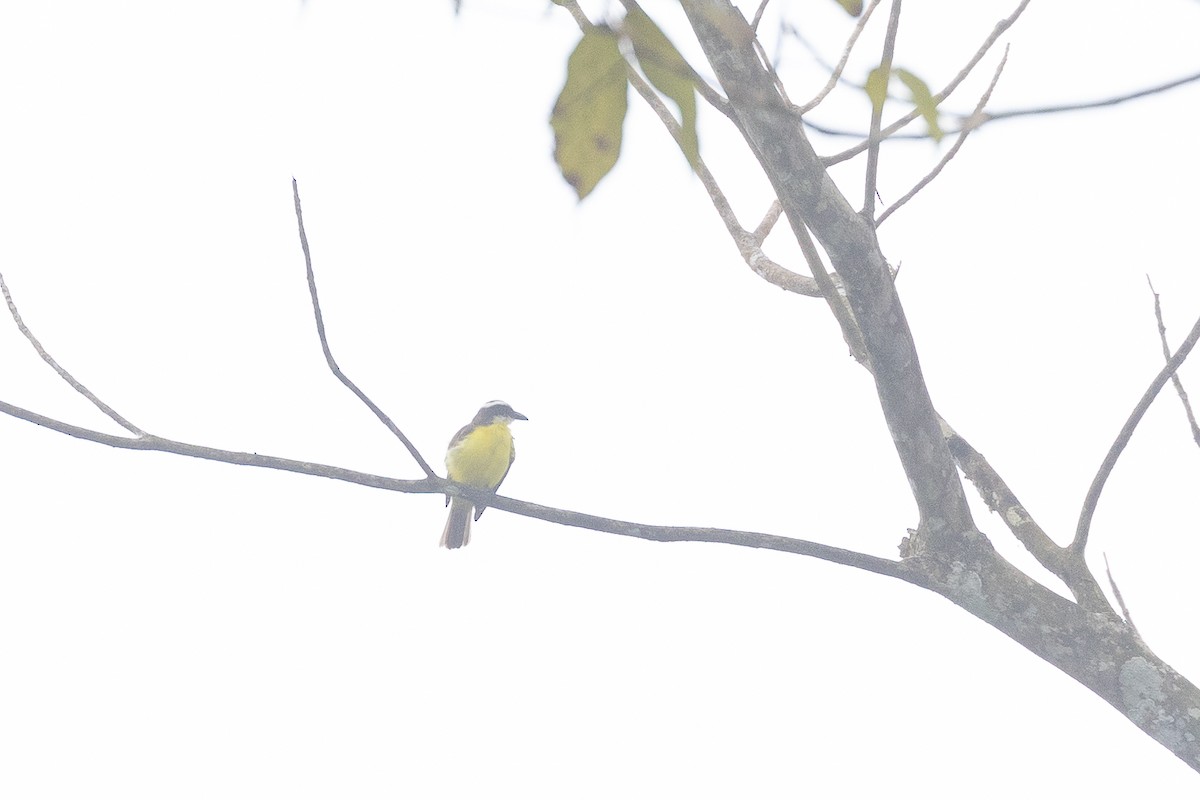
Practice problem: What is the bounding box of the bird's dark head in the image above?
[474,400,528,425]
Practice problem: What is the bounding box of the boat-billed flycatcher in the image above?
[440,400,528,549]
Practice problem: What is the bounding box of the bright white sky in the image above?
[2,0,1200,796]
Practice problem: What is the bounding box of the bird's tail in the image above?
[440,497,473,549]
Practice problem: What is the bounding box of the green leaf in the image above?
[864,66,943,143]
[622,7,700,169]
[834,0,863,15]
[865,65,889,115]
[551,28,628,200]
[894,68,943,143]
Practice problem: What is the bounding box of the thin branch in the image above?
[487,492,918,584]
[292,179,436,478]
[862,0,902,217]
[750,0,771,32]
[751,200,782,244]
[0,269,146,436]
[779,22,862,94]
[1104,553,1140,636]
[620,44,823,296]
[573,0,811,296]
[753,35,793,105]
[0,395,916,583]
[796,0,883,114]
[1148,276,1200,447]
[1072,308,1200,554]
[984,69,1200,123]
[611,0,735,122]
[826,0,1031,166]
[875,46,1008,227]
[794,221,867,365]
[809,68,1200,144]
[690,67,736,120]
[806,117,926,142]
[557,0,593,30]
[0,396,421,492]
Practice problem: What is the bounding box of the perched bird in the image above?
[440,400,528,549]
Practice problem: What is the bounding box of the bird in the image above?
[440,400,528,549]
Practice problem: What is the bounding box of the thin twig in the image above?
[1147,276,1200,447]
[752,200,782,245]
[291,179,436,478]
[621,50,822,296]
[613,0,802,290]
[1071,308,1200,554]
[779,23,842,79]
[0,269,145,436]
[1,394,429,492]
[794,222,867,365]
[1103,553,1140,636]
[862,0,902,217]
[805,117,925,141]
[750,0,771,32]
[557,0,592,30]
[753,35,793,105]
[585,0,814,295]
[875,46,1008,226]
[692,68,735,120]
[826,0,1031,166]
[985,70,1200,122]
[613,0,735,122]
[809,68,1200,144]
[797,0,883,114]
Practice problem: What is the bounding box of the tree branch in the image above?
[795,0,883,115]
[825,0,1031,166]
[0,395,914,583]
[875,46,1007,227]
[603,4,825,298]
[749,0,771,32]
[634,65,822,294]
[1148,276,1200,447]
[1104,553,1140,636]
[861,0,901,218]
[487,493,918,583]
[0,396,422,493]
[1,269,145,437]
[794,221,868,365]
[984,69,1200,123]
[1072,308,1200,555]
[292,179,436,478]
[913,536,1200,769]
[807,68,1200,143]
[751,200,782,244]
[615,0,735,122]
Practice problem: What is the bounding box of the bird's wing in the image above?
[444,421,475,506]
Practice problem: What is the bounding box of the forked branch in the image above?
[825,0,1031,166]
[875,47,1007,226]
[1148,277,1200,447]
[861,0,902,217]
[1072,308,1200,554]
[293,179,436,478]
[0,270,145,436]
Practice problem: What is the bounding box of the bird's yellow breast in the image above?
[445,422,514,489]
